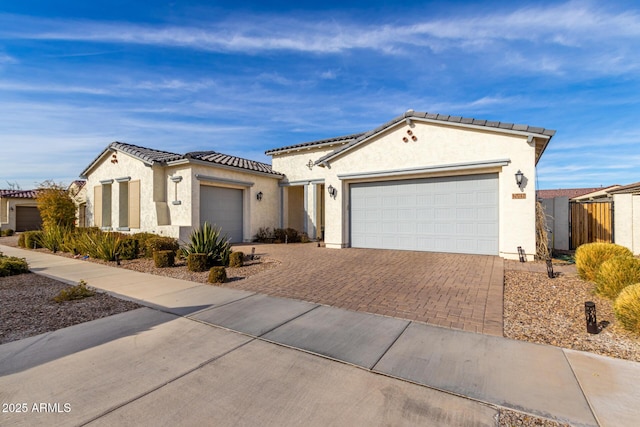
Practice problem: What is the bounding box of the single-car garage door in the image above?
[350,174,498,255]
[200,186,243,243]
[15,206,42,232]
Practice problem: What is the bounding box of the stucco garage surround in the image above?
[350,174,498,255]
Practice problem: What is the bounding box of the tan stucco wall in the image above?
[614,193,640,254]
[271,120,541,260]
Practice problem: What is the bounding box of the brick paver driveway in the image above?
[232,244,503,336]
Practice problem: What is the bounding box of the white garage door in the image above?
[350,174,498,255]
[200,186,243,243]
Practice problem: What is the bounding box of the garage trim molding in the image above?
[195,174,254,187]
[337,159,510,181]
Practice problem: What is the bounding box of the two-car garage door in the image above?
[350,173,498,255]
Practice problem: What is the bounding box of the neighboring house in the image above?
[610,182,640,255]
[80,110,556,260]
[80,142,283,243]
[0,189,42,232]
[69,180,88,227]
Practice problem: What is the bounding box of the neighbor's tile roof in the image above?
[185,151,281,175]
[109,142,183,164]
[265,133,365,155]
[608,181,640,194]
[536,187,607,199]
[0,189,38,198]
[81,142,280,178]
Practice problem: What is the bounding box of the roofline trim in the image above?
[173,158,284,179]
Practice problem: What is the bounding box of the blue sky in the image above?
[1,0,639,190]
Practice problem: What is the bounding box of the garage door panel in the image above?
[200,186,243,243]
[351,174,498,255]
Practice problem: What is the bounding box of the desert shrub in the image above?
[594,256,640,299]
[53,280,95,302]
[285,228,300,243]
[118,236,139,260]
[613,283,640,333]
[37,225,70,253]
[72,230,122,261]
[153,250,175,268]
[5,229,14,236]
[575,243,632,282]
[23,231,43,249]
[272,228,286,243]
[36,180,76,230]
[0,253,29,276]
[229,251,244,268]
[255,227,273,242]
[187,253,209,272]
[71,228,103,257]
[181,223,231,267]
[17,233,26,248]
[299,232,310,243]
[132,232,158,257]
[208,266,227,284]
[146,236,179,257]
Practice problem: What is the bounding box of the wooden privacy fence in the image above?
[570,201,613,249]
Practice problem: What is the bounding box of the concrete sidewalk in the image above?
[1,246,639,426]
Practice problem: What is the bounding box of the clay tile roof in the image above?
[0,189,38,198]
[185,151,282,176]
[536,187,604,199]
[109,142,183,164]
[265,133,364,155]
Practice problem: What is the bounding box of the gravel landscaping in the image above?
[0,273,141,344]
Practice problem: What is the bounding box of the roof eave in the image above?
[178,157,284,179]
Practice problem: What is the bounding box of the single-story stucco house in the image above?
[80,110,556,260]
[0,189,42,232]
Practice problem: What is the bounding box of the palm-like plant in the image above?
[181,222,232,266]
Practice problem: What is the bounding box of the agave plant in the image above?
[181,222,232,267]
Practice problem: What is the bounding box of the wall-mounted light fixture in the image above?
[9,206,14,211]
[515,170,524,189]
[256,191,263,201]
[327,185,337,199]
[307,160,314,170]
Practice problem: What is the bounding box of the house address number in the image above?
[512,193,526,199]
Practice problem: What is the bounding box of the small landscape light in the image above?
[546,258,554,278]
[585,301,599,334]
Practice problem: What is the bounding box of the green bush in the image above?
[0,229,15,237]
[132,232,158,257]
[118,236,139,260]
[53,280,95,302]
[187,253,209,272]
[17,233,26,248]
[146,236,179,258]
[575,243,633,282]
[0,253,29,276]
[229,251,244,268]
[613,283,640,333]
[23,231,43,249]
[208,266,227,284]
[595,256,640,299]
[181,223,231,267]
[153,250,175,268]
[255,227,272,242]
